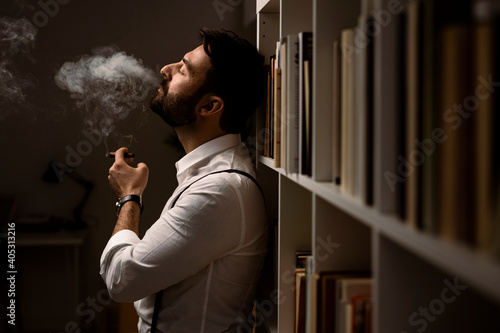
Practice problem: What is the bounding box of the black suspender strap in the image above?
[151,290,163,333]
[170,169,263,208]
[150,169,263,333]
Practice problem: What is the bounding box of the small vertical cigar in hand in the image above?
[107,152,135,158]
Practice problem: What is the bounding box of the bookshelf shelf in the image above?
[259,160,500,304]
[258,156,285,175]
[378,217,500,304]
[255,0,500,332]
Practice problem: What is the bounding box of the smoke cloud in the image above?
[0,16,38,118]
[54,45,161,151]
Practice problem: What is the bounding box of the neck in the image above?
[175,125,227,154]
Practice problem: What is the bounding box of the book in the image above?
[286,34,300,174]
[404,0,423,228]
[340,28,356,195]
[316,272,371,333]
[353,19,365,202]
[437,23,475,245]
[303,59,312,176]
[364,18,375,207]
[420,0,439,234]
[344,302,353,333]
[351,296,372,333]
[298,32,313,176]
[264,70,271,158]
[296,250,312,269]
[473,6,500,258]
[372,6,405,217]
[264,55,276,158]
[353,14,375,205]
[332,40,342,185]
[305,256,318,333]
[270,55,276,159]
[280,37,288,171]
[273,57,282,168]
[294,268,307,333]
[339,278,372,333]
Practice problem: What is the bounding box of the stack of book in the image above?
[293,252,372,333]
[263,32,313,176]
[260,0,500,259]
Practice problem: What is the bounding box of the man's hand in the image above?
[108,147,149,198]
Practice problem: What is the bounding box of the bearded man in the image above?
[100,28,268,333]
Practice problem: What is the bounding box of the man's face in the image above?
[150,45,211,127]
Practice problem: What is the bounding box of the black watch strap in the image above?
[116,194,143,217]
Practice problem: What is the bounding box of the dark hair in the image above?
[199,28,266,133]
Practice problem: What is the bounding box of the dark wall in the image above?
[0,0,257,331]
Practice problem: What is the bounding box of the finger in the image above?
[124,155,135,164]
[137,162,149,174]
[137,162,148,170]
[114,147,128,163]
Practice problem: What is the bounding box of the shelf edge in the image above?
[257,155,500,304]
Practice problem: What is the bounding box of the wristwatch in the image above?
[116,194,143,217]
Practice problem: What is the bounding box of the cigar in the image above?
[106,152,135,158]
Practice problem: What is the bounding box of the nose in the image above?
[160,61,181,80]
[160,64,171,80]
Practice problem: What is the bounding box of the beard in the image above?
[150,79,201,127]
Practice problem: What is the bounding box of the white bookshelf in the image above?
[255,0,500,332]
[257,0,279,14]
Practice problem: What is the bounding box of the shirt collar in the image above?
[175,133,241,175]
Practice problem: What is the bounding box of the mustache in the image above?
[160,78,168,91]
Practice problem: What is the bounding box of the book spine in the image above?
[305,256,318,333]
[340,29,356,195]
[332,40,341,185]
[437,23,475,245]
[372,2,404,216]
[298,32,313,176]
[287,34,300,174]
[274,66,282,168]
[281,37,288,171]
[404,0,422,228]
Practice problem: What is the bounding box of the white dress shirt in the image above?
[100,134,268,333]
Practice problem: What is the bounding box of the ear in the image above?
[199,95,224,117]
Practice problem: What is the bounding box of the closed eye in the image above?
[182,58,192,73]
[178,63,187,75]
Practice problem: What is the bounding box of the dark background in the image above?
[0,0,257,331]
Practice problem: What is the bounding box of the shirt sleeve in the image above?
[99,175,247,302]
